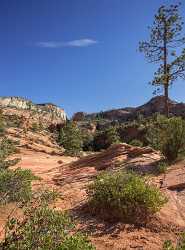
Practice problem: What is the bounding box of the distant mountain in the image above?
[73,96,185,122]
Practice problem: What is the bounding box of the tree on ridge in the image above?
[139,3,185,117]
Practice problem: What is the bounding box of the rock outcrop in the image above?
[7,127,63,155]
[0,96,67,125]
[64,143,161,174]
[0,97,67,120]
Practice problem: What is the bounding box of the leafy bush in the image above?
[87,171,167,223]
[0,111,5,136]
[0,137,37,205]
[62,233,95,250]
[0,157,20,170]
[32,188,60,205]
[1,205,95,250]
[0,137,20,170]
[0,168,38,203]
[82,132,94,151]
[31,122,40,132]
[31,122,44,132]
[59,122,83,156]
[129,139,143,147]
[5,114,22,128]
[117,122,147,144]
[93,126,120,151]
[156,161,168,175]
[0,136,36,204]
[147,116,185,162]
[163,233,185,250]
[0,137,18,158]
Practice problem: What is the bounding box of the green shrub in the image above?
[0,157,20,170]
[0,137,19,158]
[31,122,44,132]
[147,116,185,162]
[146,115,168,150]
[5,114,22,128]
[0,168,38,203]
[93,126,120,151]
[129,139,143,147]
[59,122,83,156]
[156,161,168,175]
[0,138,21,170]
[82,132,94,151]
[31,122,40,132]
[32,188,60,205]
[0,110,5,136]
[0,123,5,136]
[0,137,20,170]
[163,233,185,250]
[1,206,95,250]
[0,137,37,204]
[87,171,167,223]
[61,233,95,250]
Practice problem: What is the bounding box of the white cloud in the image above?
[36,39,98,48]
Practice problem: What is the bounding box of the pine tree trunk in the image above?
[164,84,169,117]
[163,20,169,117]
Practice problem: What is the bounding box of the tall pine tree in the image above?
[139,3,185,117]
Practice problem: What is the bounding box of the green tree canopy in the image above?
[59,121,83,156]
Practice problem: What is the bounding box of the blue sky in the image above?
[0,0,185,117]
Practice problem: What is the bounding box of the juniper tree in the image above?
[59,121,83,156]
[139,3,185,117]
